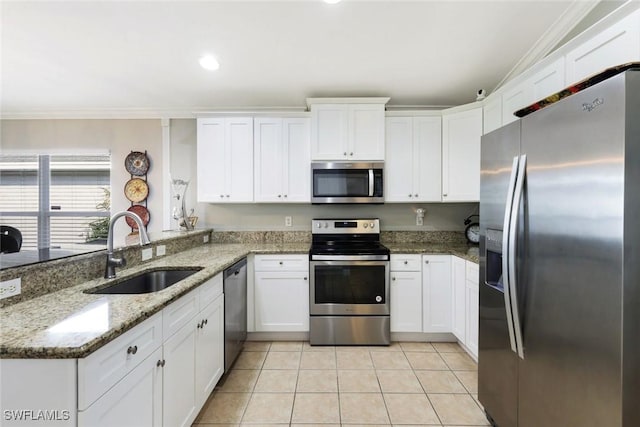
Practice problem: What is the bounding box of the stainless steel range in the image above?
[309,218,390,345]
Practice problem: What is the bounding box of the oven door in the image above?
[310,260,390,315]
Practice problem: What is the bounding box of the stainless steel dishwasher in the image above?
[223,257,247,372]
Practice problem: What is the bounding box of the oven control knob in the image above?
[375,296,382,303]
[316,223,321,228]
[369,222,375,229]
[363,223,368,228]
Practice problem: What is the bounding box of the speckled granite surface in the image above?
[0,229,212,308]
[1,232,478,359]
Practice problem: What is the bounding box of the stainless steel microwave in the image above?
[311,162,384,204]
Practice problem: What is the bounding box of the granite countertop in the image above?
[0,241,478,359]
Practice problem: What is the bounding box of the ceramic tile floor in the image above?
[192,341,489,426]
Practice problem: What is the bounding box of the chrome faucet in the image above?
[104,211,151,279]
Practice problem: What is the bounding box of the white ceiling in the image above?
[1,0,597,118]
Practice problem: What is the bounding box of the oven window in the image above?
[314,264,386,304]
[313,170,370,197]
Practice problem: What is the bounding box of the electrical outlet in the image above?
[285,216,292,227]
[0,278,21,300]
[203,234,209,243]
[416,208,425,226]
[142,248,153,261]
[156,245,166,257]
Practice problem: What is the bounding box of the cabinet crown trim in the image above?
[306,97,390,108]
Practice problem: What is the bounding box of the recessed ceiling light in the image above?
[324,0,342,4]
[199,55,220,71]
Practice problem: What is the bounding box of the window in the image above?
[0,154,111,251]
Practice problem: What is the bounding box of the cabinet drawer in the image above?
[199,273,223,311]
[254,254,308,271]
[163,289,199,340]
[78,311,163,410]
[466,261,479,284]
[390,254,422,271]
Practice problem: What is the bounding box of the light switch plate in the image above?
[142,248,153,261]
[0,278,21,300]
[156,245,166,257]
[203,234,209,243]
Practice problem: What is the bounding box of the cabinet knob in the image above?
[443,193,447,197]
[197,321,202,329]
[204,319,208,325]
[303,277,308,281]
[284,194,287,198]
[415,194,418,197]
[127,345,138,355]
[343,152,347,156]
[408,194,412,198]
[157,359,166,367]
[392,277,396,281]
[404,260,408,265]
[425,260,430,264]
[226,194,230,198]
[350,152,353,156]
[278,195,282,198]
[220,194,224,198]
[279,261,283,265]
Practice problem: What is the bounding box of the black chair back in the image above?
[1,226,22,254]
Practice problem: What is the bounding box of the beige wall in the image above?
[1,119,164,242]
[169,119,478,232]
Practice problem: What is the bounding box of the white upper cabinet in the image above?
[483,95,503,135]
[385,116,441,202]
[254,117,310,202]
[565,9,640,85]
[197,117,254,203]
[442,106,482,202]
[309,98,388,161]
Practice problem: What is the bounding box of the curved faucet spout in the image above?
[104,211,151,278]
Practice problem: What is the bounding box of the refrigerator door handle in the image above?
[508,154,527,359]
[502,156,519,354]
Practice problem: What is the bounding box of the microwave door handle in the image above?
[368,169,374,197]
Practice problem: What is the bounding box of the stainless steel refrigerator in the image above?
[478,69,640,427]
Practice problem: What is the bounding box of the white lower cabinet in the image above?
[254,254,309,332]
[79,347,163,427]
[195,294,225,409]
[422,255,452,333]
[79,273,225,427]
[390,255,422,333]
[451,256,467,342]
[465,262,479,359]
[162,319,198,427]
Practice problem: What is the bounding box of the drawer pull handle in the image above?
[127,345,138,355]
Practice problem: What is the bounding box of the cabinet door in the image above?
[195,294,224,409]
[502,83,531,125]
[197,118,227,202]
[311,104,348,160]
[530,57,565,102]
[283,118,311,202]
[390,271,423,332]
[163,320,197,427]
[414,116,442,202]
[442,107,482,202]
[79,347,162,427]
[349,104,385,160]
[254,118,284,202]
[422,255,452,333]
[483,95,503,135]
[465,261,479,359]
[385,117,414,202]
[255,271,309,332]
[451,256,467,343]
[565,10,640,85]
[227,117,254,202]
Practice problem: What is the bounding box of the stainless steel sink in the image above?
[88,268,203,294]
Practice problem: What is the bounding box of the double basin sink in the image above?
[87,268,203,294]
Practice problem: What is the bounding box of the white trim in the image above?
[194,109,309,118]
[0,109,198,120]
[385,110,443,118]
[441,101,484,115]
[306,97,390,109]
[161,118,172,231]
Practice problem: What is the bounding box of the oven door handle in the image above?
[310,254,390,261]
[368,169,374,197]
